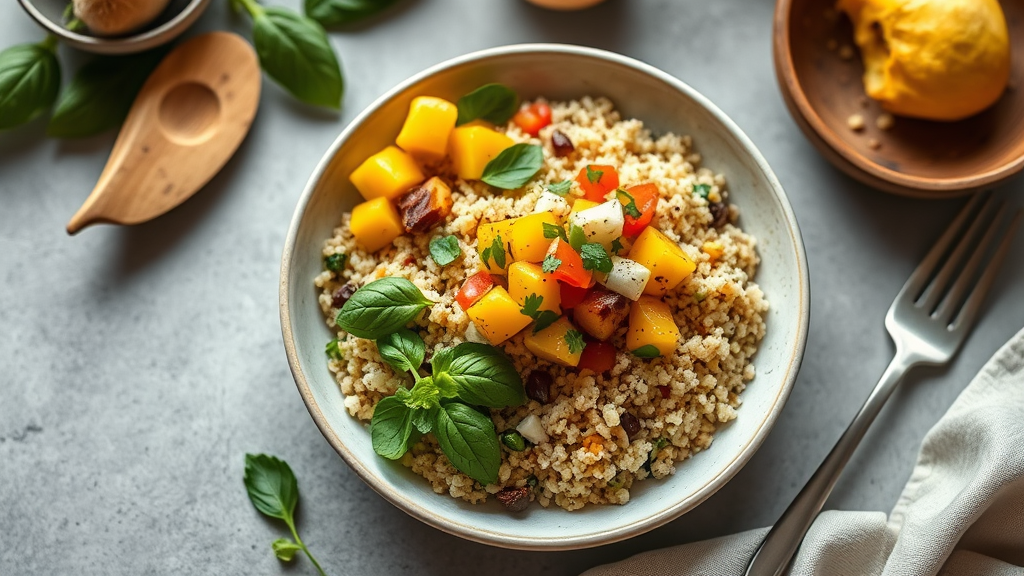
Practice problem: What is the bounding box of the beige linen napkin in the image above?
[583,328,1024,576]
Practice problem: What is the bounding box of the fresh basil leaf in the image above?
[304,0,399,26]
[376,328,425,375]
[568,224,587,251]
[253,7,344,109]
[411,405,437,434]
[546,180,571,196]
[272,538,301,562]
[430,346,454,378]
[407,376,442,408]
[542,222,567,242]
[481,144,543,190]
[580,242,613,273]
[444,342,525,408]
[585,165,603,184]
[456,83,517,126]
[370,395,414,459]
[564,329,585,355]
[429,235,461,266]
[47,49,165,138]
[693,183,711,199]
[531,310,560,334]
[632,344,662,358]
[490,235,506,269]
[336,277,433,339]
[541,254,560,273]
[433,402,501,485]
[0,42,61,131]
[243,454,299,522]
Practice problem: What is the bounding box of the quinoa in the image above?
[314,97,768,511]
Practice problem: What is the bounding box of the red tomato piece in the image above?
[578,341,616,373]
[619,183,660,237]
[575,164,620,202]
[559,282,590,310]
[547,238,593,289]
[455,270,495,311]
[512,103,552,136]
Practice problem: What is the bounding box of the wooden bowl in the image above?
[773,0,1024,197]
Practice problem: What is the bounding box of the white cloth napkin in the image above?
[583,328,1024,576]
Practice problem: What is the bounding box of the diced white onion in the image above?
[599,256,651,301]
[533,191,571,220]
[516,414,549,444]
[568,200,624,247]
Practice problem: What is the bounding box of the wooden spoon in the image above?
[67,31,260,234]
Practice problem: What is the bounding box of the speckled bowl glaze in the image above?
[281,44,809,550]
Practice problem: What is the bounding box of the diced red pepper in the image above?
[559,282,590,310]
[547,238,593,289]
[578,341,616,373]
[455,270,495,311]
[512,102,552,136]
[575,164,620,202]
[619,183,660,237]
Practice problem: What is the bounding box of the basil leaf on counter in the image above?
[632,344,662,358]
[244,454,299,521]
[444,342,525,408]
[370,396,414,459]
[253,7,344,109]
[481,143,543,190]
[433,402,501,485]
[0,41,61,131]
[272,538,301,562]
[304,0,400,27]
[336,277,433,339]
[48,49,165,138]
[456,83,517,126]
[429,235,461,266]
[376,328,425,374]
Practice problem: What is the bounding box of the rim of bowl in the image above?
[772,0,1024,196]
[17,0,211,55]
[280,43,810,550]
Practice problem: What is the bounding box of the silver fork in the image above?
[745,193,1022,576]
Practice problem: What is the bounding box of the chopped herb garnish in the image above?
[585,165,604,184]
[526,474,538,488]
[491,235,506,269]
[541,254,561,273]
[565,329,585,355]
[500,430,526,451]
[325,338,343,360]
[693,291,708,303]
[631,344,661,358]
[610,237,624,254]
[546,180,572,196]
[428,235,461,266]
[480,246,492,268]
[616,189,641,218]
[580,243,613,274]
[542,222,568,242]
[693,183,711,199]
[520,293,560,333]
[324,253,346,272]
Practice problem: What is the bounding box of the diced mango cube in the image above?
[476,218,516,275]
[701,241,724,262]
[510,212,557,263]
[629,227,696,295]
[349,197,403,252]
[396,96,458,160]
[448,126,514,180]
[467,286,532,345]
[569,199,599,217]
[626,296,680,357]
[349,146,425,201]
[508,262,561,314]
[524,316,582,367]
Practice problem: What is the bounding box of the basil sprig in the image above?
[632,344,661,358]
[481,143,544,190]
[429,235,461,266]
[376,328,425,374]
[305,0,400,27]
[456,83,518,126]
[0,39,61,131]
[243,454,329,575]
[336,277,434,339]
[434,403,502,485]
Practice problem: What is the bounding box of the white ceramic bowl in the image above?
[281,44,809,550]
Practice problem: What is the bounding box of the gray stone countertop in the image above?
[2,0,1022,574]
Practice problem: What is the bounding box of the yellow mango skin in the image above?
[467,287,532,345]
[396,97,458,160]
[627,296,680,357]
[349,146,426,201]
[629,227,696,296]
[448,126,514,180]
[510,212,557,263]
[476,219,516,275]
[569,199,598,217]
[524,316,582,367]
[508,262,561,314]
[349,197,404,252]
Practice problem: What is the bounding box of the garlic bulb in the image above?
[72,0,173,36]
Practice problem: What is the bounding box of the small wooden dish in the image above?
[773,0,1024,197]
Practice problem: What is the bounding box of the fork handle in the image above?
[744,353,915,576]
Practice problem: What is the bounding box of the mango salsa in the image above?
[509,212,556,263]
[476,219,516,275]
[628,226,696,296]
[349,197,404,252]
[349,146,426,202]
[448,126,514,180]
[508,262,561,313]
[396,96,458,160]
[524,316,582,367]
[626,296,680,357]
[467,286,532,345]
